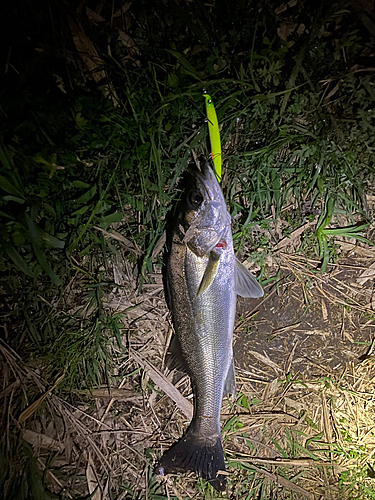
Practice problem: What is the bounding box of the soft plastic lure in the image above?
[203,93,222,182]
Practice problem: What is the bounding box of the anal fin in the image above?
[165,334,189,374]
[223,358,236,395]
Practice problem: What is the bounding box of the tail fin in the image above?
[156,430,226,491]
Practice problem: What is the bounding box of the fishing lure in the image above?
[203,93,222,182]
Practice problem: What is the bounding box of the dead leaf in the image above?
[284,396,305,412]
[321,394,332,445]
[274,222,313,251]
[248,464,315,499]
[23,429,64,452]
[321,298,328,321]
[263,377,280,401]
[93,226,142,256]
[86,454,102,500]
[337,241,375,258]
[357,262,375,286]
[118,30,139,52]
[85,7,105,24]
[130,348,193,420]
[18,374,64,424]
[84,388,143,401]
[68,16,118,106]
[285,341,299,374]
[325,83,340,100]
[249,350,282,374]
[275,4,287,15]
[113,3,131,17]
[86,7,139,55]
[151,231,166,259]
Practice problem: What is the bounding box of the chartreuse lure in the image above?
[203,93,221,182]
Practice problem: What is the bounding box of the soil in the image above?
[8,246,375,499]
[235,256,374,382]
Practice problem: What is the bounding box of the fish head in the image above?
[179,162,231,257]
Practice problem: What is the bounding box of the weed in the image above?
[1,0,375,498]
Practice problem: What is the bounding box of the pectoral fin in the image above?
[197,251,220,296]
[235,258,263,298]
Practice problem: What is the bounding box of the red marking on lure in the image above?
[215,240,227,249]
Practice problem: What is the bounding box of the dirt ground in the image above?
[105,242,375,498]
[15,239,375,499]
[235,254,375,380]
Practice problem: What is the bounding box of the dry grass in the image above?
[1,236,375,499]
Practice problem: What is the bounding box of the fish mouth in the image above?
[184,160,230,255]
[196,161,216,186]
[187,161,216,197]
[187,160,217,185]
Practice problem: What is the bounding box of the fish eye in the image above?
[188,191,203,208]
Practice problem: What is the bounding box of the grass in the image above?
[1,0,375,498]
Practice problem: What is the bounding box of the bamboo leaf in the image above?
[75,185,97,205]
[25,214,62,285]
[2,242,36,277]
[41,232,65,249]
[0,175,25,198]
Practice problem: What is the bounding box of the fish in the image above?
[157,161,263,491]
